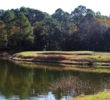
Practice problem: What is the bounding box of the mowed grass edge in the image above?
[70,90,110,100]
[12,51,93,57]
[12,51,110,62]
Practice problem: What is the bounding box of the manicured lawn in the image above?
[14,51,93,56]
[10,51,110,73]
[14,51,39,57]
[70,90,110,100]
[12,51,110,62]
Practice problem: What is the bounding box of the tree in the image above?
[8,12,34,50]
[0,20,7,49]
[33,21,45,50]
[20,7,45,24]
[52,8,76,50]
[77,14,109,51]
[0,6,110,51]
[71,5,87,31]
[100,27,110,51]
[43,16,61,50]
[95,11,101,18]
[2,10,15,23]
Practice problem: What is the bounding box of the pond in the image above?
[0,59,110,100]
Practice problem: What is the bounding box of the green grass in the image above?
[70,90,110,100]
[12,51,110,70]
[14,51,93,56]
[14,51,39,57]
[12,51,110,63]
[86,52,110,62]
[12,51,93,58]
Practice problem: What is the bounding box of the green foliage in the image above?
[0,6,110,51]
[2,10,15,23]
[0,61,33,99]
[0,20,7,48]
[43,16,62,50]
[33,21,45,50]
[8,12,34,50]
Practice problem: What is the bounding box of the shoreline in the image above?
[70,90,110,100]
[10,51,110,67]
[7,51,110,74]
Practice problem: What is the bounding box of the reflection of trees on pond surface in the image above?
[0,60,64,99]
[0,60,110,100]
[46,72,110,100]
[0,60,33,99]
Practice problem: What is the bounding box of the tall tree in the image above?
[33,21,45,50]
[20,7,45,24]
[52,8,76,50]
[8,12,34,50]
[71,5,87,30]
[43,16,61,50]
[0,20,7,49]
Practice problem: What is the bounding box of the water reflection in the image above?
[0,60,33,99]
[0,60,110,100]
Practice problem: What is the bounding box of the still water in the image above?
[0,59,110,100]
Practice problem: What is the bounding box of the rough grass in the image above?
[11,51,110,67]
[12,51,93,58]
[13,51,110,60]
[70,90,110,100]
[13,51,93,56]
[87,53,110,62]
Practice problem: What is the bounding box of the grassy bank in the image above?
[11,51,110,65]
[9,51,110,73]
[70,90,110,100]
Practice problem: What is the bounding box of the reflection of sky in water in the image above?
[0,92,71,100]
[36,92,56,100]
[0,95,6,100]
[0,95,19,100]
[27,92,71,100]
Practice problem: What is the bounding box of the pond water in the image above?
[0,59,110,100]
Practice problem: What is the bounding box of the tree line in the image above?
[0,5,110,51]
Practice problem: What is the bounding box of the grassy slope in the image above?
[12,51,94,61]
[70,91,110,100]
[13,51,93,56]
[12,51,110,62]
[10,51,110,73]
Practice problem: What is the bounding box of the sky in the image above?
[0,0,110,16]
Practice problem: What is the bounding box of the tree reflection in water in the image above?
[0,60,110,100]
[46,75,110,100]
[0,60,33,99]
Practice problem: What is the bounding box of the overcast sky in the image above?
[1,0,110,16]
